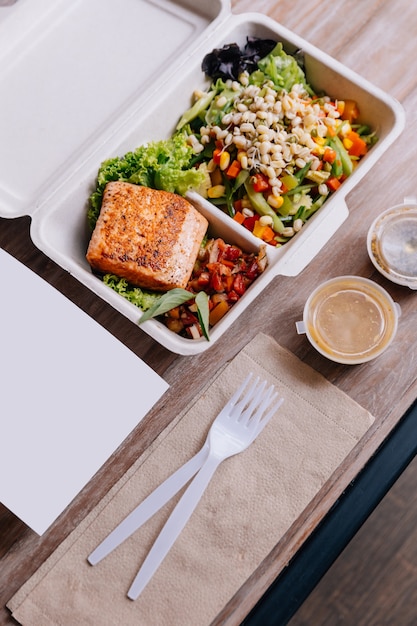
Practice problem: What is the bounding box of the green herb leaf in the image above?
[195,291,210,341]
[138,288,194,324]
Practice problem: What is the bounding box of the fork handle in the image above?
[127,454,221,600]
[88,444,209,566]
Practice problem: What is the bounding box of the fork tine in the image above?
[254,394,284,436]
[238,379,270,426]
[229,376,262,421]
[242,383,280,430]
[227,373,254,409]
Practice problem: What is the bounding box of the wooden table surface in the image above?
[1,1,416,624]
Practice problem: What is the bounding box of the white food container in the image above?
[296,275,400,365]
[367,196,417,289]
[0,0,405,355]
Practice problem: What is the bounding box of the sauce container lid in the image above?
[367,197,417,289]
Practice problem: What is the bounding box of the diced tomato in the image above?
[197,272,210,288]
[207,261,231,276]
[219,259,235,269]
[223,274,234,292]
[245,259,260,280]
[161,235,266,339]
[180,310,199,326]
[250,173,270,193]
[233,199,243,213]
[233,274,246,296]
[210,271,224,292]
[227,290,240,303]
[223,245,241,262]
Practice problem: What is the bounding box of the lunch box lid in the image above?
[0,0,229,219]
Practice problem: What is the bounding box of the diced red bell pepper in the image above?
[243,215,258,231]
[213,148,222,165]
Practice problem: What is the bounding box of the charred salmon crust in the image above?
[86,182,208,291]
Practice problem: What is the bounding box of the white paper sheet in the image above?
[0,248,169,534]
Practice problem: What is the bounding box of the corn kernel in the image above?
[207,185,226,198]
[343,137,354,150]
[219,151,231,171]
[267,194,284,210]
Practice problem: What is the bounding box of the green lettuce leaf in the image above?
[88,133,206,229]
[256,42,313,94]
[103,274,160,311]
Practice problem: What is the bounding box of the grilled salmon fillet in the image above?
[86,182,208,291]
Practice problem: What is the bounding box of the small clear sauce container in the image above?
[296,275,400,365]
[367,197,417,289]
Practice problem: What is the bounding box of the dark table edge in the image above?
[243,398,417,626]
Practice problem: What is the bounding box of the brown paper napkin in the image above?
[8,333,373,626]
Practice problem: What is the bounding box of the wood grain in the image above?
[1,1,417,624]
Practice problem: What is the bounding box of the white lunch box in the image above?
[0,0,405,354]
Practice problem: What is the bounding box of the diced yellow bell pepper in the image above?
[253,221,266,238]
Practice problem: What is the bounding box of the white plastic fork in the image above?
[127,373,283,600]
[88,374,256,567]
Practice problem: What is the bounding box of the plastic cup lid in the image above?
[367,198,417,289]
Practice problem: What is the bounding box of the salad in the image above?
[87,37,377,339]
[176,37,377,246]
